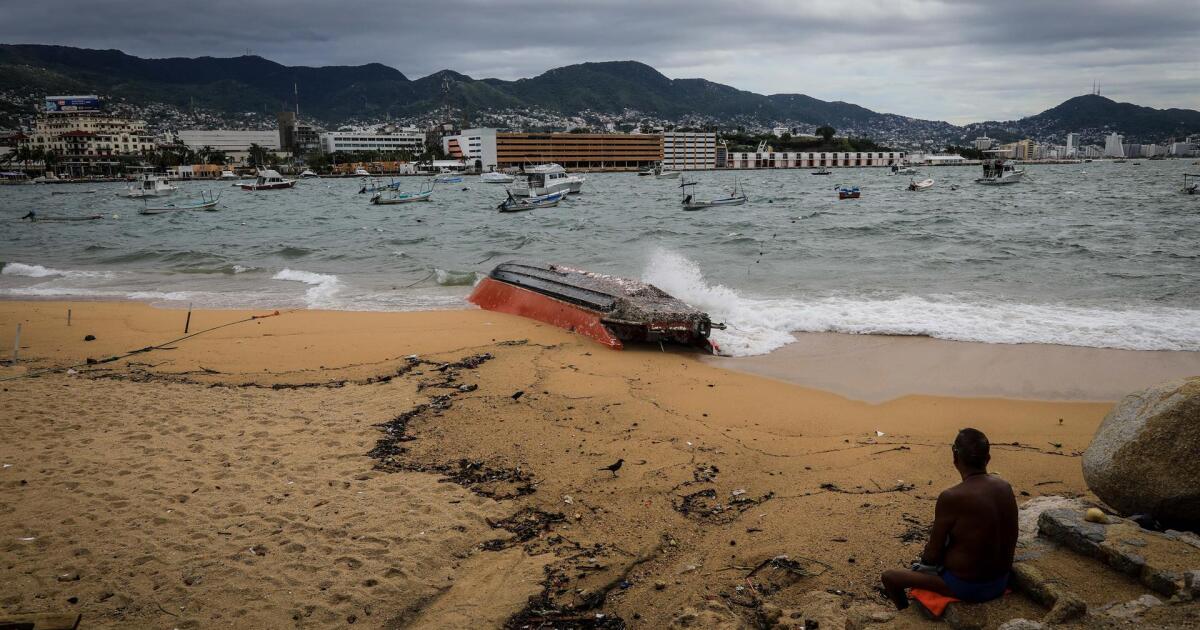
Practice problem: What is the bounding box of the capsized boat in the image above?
[907,178,934,191]
[433,173,463,184]
[1183,173,1199,195]
[497,190,565,212]
[680,179,747,210]
[140,190,221,214]
[20,211,104,222]
[469,261,723,353]
[240,169,297,190]
[117,174,178,198]
[811,167,832,175]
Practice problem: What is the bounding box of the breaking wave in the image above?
[1,262,112,279]
[641,249,1200,357]
[272,269,341,308]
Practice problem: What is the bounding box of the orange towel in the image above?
[910,588,1012,618]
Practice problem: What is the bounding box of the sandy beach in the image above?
[0,300,1188,628]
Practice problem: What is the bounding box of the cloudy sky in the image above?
[3,0,1197,124]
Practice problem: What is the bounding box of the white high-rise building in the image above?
[1104,132,1125,158]
[973,136,995,151]
[1065,133,1078,157]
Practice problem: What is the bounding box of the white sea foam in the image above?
[272,268,342,308]
[642,249,1200,357]
[1,262,112,279]
[231,265,253,274]
[0,286,195,302]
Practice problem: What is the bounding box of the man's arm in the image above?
[921,490,956,566]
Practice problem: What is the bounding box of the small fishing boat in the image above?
[139,191,221,214]
[299,169,319,178]
[370,186,433,205]
[20,211,104,222]
[354,168,371,176]
[117,174,178,198]
[481,171,515,184]
[468,261,722,353]
[655,167,681,179]
[636,166,654,176]
[891,165,917,175]
[908,178,934,191]
[975,156,1025,185]
[433,173,464,184]
[219,170,237,180]
[1183,174,1199,195]
[811,167,832,175]
[240,169,297,191]
[680,180,747,210]
[358,180,403,194]
[836,184,861,199]
[498,190,565,212]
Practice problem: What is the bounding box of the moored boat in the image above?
[20,211,104,222]
[468,261,722,353]
[975,157,1025,185]
[219,170,237,180]
[680,179,747,210]
[811,167,832,175]
[521,163,584,196]
[117,174,178,198]
[370,186,433,204]
[299,169,319,178]
[433,173,464,184]
[836,184,861,199]
[497,190,565,212]
[908,178,934,191]
[1183,173,1199,195]
[140,190,222,214]
[240,169,297,191]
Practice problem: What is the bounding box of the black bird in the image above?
[598,459,624,476]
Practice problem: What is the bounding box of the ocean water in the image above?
[3,161,1199,356]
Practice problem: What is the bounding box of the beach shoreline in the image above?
[0,300,1181,627]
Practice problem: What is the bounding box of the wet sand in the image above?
[711,332,1200,403]
[0,301,1134,628]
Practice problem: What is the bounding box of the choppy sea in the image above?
[3,161,1199,356]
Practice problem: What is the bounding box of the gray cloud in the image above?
[2,0,1196,123]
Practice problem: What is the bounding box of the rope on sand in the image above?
[0,309,292,383]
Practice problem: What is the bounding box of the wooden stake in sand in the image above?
[67,308,72,327]
[184,303,192,334]
[11,323,20,365]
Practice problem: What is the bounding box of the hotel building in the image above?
[726,151,905,169]
[21,95,156,172]
[444,128,662,171]
[319,129,425,155]
[663,132,718,170]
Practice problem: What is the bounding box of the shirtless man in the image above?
[880,428,1018,609]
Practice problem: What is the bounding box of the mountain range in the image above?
[2,44,1198,145]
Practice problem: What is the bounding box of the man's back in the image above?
[942,475,1018,581]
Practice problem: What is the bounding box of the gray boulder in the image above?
[1082,377,1200,527]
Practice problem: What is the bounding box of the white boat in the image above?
[139,190,221,214]
[680,179,747,211]
[522,163,584,196]
[117,174,178,198]
[239,169,297,190]
[975,158,1025,185]
[481,171,515,184]
[219,170,237,180]
[354,168,371,176]
[908,178,934,191]
[891,164,918,175]
[299,169,318,178]
[370,185,433,205]
[498,190,566,212]
[433,173,464,184]
[654,165,681,179]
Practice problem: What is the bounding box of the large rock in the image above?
[1082,377,1200,527]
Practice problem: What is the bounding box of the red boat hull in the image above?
[468,277,623,349]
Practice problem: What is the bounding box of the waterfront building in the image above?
[726,151,904,169]
[662,132,717,170]
[443,128,663,171]
[176,130,281,166]
[277,111,321,153]
[998,139,1037,161]
[973,136,995,151]
[319,129,424,155]
[1065,133,1078,157]
[19,95,156,175]
[1104,132,1125,158]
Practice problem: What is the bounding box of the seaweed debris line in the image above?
[469,261,724,353]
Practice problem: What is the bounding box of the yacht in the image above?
[219,170,237,180]
[522,163,584,196]
[117,174,178,198]
[299,169,318,178]
[239,169,297,190]
[975,158,1025,185]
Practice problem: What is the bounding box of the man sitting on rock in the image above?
[881,428,1018,610]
